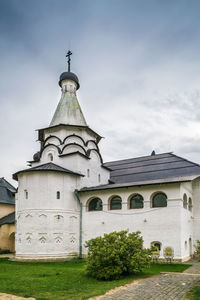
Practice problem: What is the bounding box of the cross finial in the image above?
[66,50,72,72]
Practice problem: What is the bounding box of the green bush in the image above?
[85,230,152,280]
[194,240,200,256]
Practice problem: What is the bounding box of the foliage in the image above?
[0,258,190,300]
[194,240,200,256]
[186,283,200,300]
[85,230,152,280]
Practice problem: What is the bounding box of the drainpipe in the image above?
[74,189,82,259]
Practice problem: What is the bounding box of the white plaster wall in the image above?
[179,182,193,259]
[80,183,187,260]
[16,171,80,259]
[192,178,200,248]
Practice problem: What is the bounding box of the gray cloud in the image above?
[1,0,200,185]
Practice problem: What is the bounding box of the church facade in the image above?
[13,55,200,261]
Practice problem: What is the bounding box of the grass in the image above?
[185,284,200,300]
[0,258,190,300]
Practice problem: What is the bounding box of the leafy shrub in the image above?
[194,240,200,256]
[85,230,152,280]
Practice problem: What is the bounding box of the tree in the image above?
[85,230,152,280]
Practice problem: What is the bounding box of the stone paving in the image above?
[91,261,200,300]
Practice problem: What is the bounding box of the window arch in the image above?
[110,196,122,210]
[129,194,144,209]
[188,198,192,211]
[183,194,187,209]
[88,198,103,211]
[152,192,167,208]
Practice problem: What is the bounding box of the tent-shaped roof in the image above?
[0,178,16,205]
[13,162,84,181]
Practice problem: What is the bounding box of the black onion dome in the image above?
[33,151,41,162]
[59,71,80,89]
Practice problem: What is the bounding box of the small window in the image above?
[24,190,28,199]
[56,191,60,199]
[185,241,187,250]
[110,196,122,210]
[87,169,90,177]
[152,193,167,208]
[98,174,101,183]
[188,198,192,211]
[88,198,103,211]
[48,153,53,162]
[183,194,187,209]
[151,241,161,251]
[130,194,144,209]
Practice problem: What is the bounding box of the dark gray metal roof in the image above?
[0,212,15,226]
[0,178,16,205]
[104,153,200,184]
[80,153,200,192]
[13,162,84,181]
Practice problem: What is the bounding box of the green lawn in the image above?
[186,284,200,300]
[0,258,190,300]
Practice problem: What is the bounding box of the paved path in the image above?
[92,261,200,300]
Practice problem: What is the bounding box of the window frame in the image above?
[152,192,167,208]
[110,195,122,210]
[88,197,103,212]
[129,194,144,209]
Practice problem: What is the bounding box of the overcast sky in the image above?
[1,0,200,186]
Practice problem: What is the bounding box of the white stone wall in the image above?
[192,178,200,250]
[16,171,80,259]
[80,183,193,260]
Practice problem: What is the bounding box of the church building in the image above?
[13,52,200,261]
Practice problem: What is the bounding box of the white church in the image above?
[13,52,200,261]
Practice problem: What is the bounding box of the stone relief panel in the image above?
[25,214,33,219]
[26,233,32,244]
[38,233,47,244]
[17,233,22,244]
[54,233,63,244]
[69,233,78,250]
[54,214,64,223]
[69,216,78,233]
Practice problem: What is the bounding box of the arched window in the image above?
[24,190,28,200]
[88,198,103,211]
[98,174,101,183]
[152,193,167,208]
[110,196,122,210]
[130,194,144,209]
[56,191,60,199]
[188,198,192,211]
[183,194,187,209]
[151,241,161,251]
[48,153,53,161]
